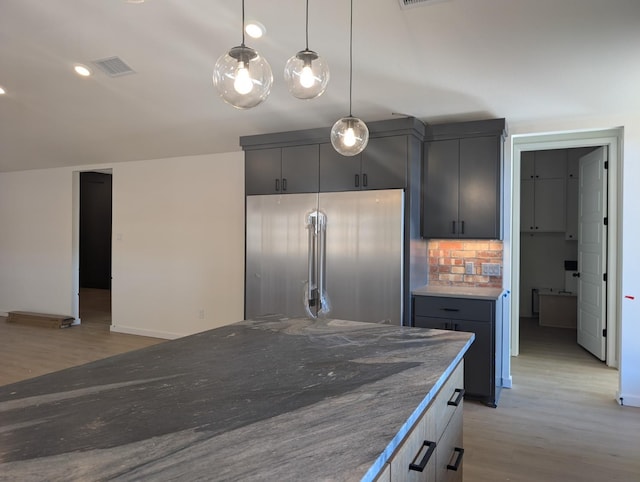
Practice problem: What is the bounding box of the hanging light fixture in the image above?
[212,0,273,109]
[330,0,368,156]
[284,0,329,99]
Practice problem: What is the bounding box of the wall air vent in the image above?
[92,56,135,77]
[398,0,449,9]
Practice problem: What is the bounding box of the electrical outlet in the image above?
[465,262,474,275]
[482,263,501,276]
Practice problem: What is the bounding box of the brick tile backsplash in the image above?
[427,239,503,288]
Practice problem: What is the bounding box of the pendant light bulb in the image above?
[330,0,368,156]
[299,64,315,88]
[233,62,254,94]
[331,116,369,156]
[284,0,330,99]
[212,1,272,109]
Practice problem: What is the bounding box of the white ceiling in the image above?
[1,0,639,172]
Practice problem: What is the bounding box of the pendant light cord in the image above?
[305,0,310,50]
[241,0,246,46]
[349,0,353,117]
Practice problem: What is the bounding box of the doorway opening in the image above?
[509,128,622,395]
[519,146,606,360]
[73,170,113,326]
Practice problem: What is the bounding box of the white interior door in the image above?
[577,146,607,360]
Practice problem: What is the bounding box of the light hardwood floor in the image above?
[1,302,639,480]
[464,318,640,481]
[0,289,164,386]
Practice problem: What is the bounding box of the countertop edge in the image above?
[361,332,475,481]
[412,285,507,301]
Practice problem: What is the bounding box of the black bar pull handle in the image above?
[275,179,280,192]
[461,220,465,234]
[447,388,465,407]
[441,308,460,312]
[408,440,437,472]
[282,178,287,192]
[573,272,581,278]
[355,174,360,187]
[452,220,456,234]
[447,447,465,471]
[363,173,368,187]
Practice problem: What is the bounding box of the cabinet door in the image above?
[422,139,459,238]
[414,316,450,330]
[534,149,566,179]
[534,178,566,231]
[521,151,535,180]
[458,136,500,239]
[452,319,492,398]
[281,144,319,193]
[245,148,281,195]
[565,178,578,240]
[520,179,535,232]
[319,143,361,192]
[361,136,407,190]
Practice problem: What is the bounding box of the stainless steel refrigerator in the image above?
[246,190,404,324]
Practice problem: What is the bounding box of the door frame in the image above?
[509,128,622,371]
[71,168,114,325]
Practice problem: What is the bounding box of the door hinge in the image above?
[604,217,608,225]
[603,328,607,337]
[603,273,607,282]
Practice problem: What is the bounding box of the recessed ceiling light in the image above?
[74,64,92,77]
[0,86,5,95]
[245,21,266,39]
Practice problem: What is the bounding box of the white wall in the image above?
[0,169,75,316]
[619,127,640,407]
[0,152,245,339]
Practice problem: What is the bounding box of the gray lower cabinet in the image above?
[413,296,501,407]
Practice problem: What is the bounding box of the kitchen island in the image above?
[0,316,473,481]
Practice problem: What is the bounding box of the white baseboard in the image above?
[110,324,183,340]
[616,391,640,407]
[502,376,513,389]
[72,317,81,326]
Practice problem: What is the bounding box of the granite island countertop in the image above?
[412,284,506,300]
[0,316,473,482]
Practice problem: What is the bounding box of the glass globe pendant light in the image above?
[212,0,273,109]
[330,0,368,156]
[284,0,329,99]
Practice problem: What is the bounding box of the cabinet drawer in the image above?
[414,296,492,322]
[388,402,436,481]
[431,361,464,442]
[436,404,464,482]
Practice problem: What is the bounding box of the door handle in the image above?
[275,178,280,191]
[362,173,368,187]
[282,178,287,192]
[573,272,581,278]
[355,174,360,187]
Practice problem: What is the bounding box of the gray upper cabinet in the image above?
[319,136,407,192]
[245,145,319,195]
[422,119,505,240]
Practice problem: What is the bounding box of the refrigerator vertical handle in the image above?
[318,212,326,315]
[306,214,317,318]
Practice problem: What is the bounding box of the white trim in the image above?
[110,324,182,340]
[509,128,622,378]
[502,376,513,389]
[616,391,640,408]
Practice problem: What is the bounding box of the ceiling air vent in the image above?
[92,56,135,77]
[398,0,448,9]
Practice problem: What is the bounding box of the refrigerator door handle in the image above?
[305,210,328,319]
[317,211,328,316]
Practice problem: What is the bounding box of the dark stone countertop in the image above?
[0,316,473,482]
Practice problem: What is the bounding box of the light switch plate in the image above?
[465,262,474,275]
